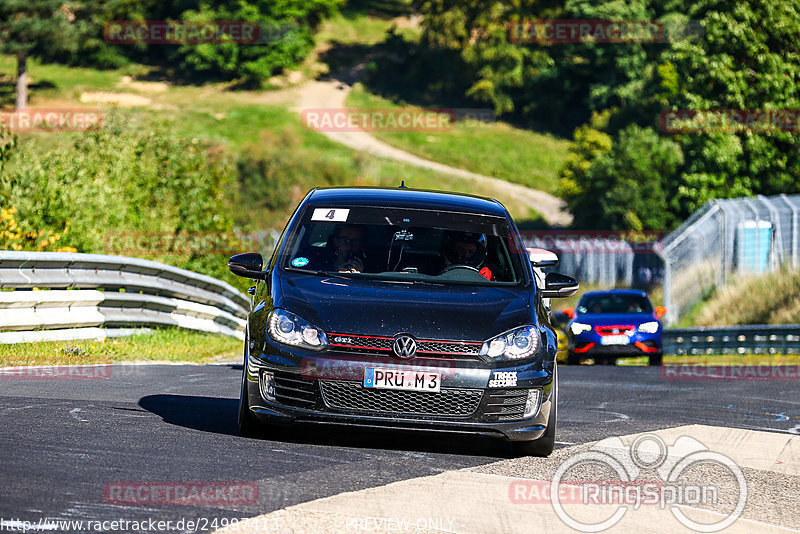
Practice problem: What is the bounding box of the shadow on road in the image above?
[139,394,240,436]
[139,393,514,458]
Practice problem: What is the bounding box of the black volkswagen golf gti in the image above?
[228,187,578,456]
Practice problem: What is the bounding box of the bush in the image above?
[0,116,246,288]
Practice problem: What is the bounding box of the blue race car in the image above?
[566,289,665,366]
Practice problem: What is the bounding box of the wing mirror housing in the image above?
[228,252,265,279]
[655,305,667,319]
[541,272,579,298]
[527,247,559,268]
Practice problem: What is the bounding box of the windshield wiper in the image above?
[284,267,351,280]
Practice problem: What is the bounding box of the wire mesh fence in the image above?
[658,194,800,325]
[520,230,665,290]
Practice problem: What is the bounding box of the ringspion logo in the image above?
[538,433,746,532]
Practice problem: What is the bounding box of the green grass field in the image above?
[0,329,241,367]
[346,84,570,195]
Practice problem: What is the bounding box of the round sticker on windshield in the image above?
[291,257,309,267]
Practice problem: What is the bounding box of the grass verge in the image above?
[345,83,570,195]
[0,329,241,367]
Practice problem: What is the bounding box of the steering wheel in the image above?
[438,264,480,275]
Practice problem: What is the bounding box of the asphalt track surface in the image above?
[1,363,798,533]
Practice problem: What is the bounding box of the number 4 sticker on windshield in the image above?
[311,208,350,222]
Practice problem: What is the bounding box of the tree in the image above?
[561,124,683,230]
[171,0,341,83]
[663,0,800,215]
[0,0,82,109]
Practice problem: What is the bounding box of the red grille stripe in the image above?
[594,325,635,336]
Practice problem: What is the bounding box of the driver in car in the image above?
[439,231,494,281]
[326,224,366,273]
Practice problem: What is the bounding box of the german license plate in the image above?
[601,335,630,346]
[363,368,441,392]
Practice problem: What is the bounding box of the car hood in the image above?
[279,272,533,341]
[574,313,657,326]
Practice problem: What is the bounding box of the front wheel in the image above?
[514,367,557,457]
[238,341,260,436]
[566,351,580,365]
[648,352,663,366]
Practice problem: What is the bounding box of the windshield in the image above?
[577,293,653,315]
[280,205,526,285]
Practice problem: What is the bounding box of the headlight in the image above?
[267,309,328,351]
[638,321,660,334]
[480,325,539,360]
[570,322,592,335]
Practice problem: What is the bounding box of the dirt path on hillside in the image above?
[293,77,572,226]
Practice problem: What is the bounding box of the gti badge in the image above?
[392,334,417,359]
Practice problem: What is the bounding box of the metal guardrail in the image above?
[664,324,800,355]
[0,251,249,343]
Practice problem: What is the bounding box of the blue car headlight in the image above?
[268,309,328,351]
[638,321,660,334]
[570,322,592,335]
[480,325,540,360]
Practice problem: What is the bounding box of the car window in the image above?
[279,205,526,285]
[576,294,653,314]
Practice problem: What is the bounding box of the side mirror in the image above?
[541,272,579,298]
[228,252,265,279]
[527,247,559,268]
[655,305,667,319]
[562,307,575,319]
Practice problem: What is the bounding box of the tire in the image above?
[648,352,663,367]
[514,367,557,457]
[566,351,580,365]
[238,340,260,437]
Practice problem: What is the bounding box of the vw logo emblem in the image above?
[393,334,417,359]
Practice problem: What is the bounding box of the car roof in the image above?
[580,289,649,298]
[306,187,509,218]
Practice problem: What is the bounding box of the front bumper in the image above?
[570,332,662,356]
[245,342,555,442]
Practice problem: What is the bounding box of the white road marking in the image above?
[69,408,87,422]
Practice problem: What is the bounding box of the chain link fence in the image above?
[520,230,664,289]
[658,194,800,325]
